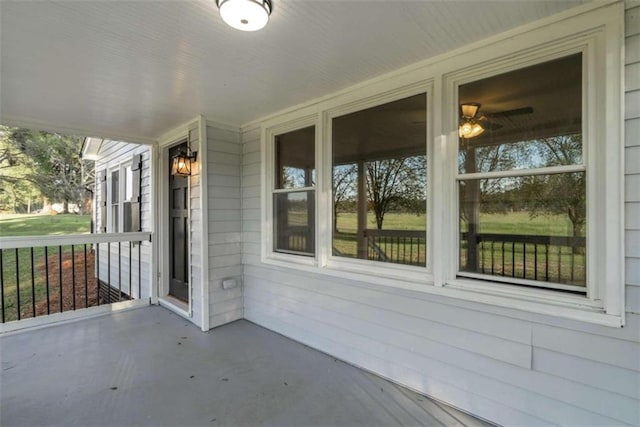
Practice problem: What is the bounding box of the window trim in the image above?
[259,1,624,326]
[322,83,433,281]
[262,111,319,267]
[450,46,590,296]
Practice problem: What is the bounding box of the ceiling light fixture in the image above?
[217,0,272,31]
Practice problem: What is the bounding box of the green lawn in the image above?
[0,214,93,322]
[332,211,585,286]
[0,214,91,237]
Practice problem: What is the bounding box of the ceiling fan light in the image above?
[460,103,481,119]
[458,120,485,139]
[217,0,272,31]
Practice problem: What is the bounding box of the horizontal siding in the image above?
[207,124,243,327]
[238,6,640,424]
[95,141,152,300]
[627,3,640,317]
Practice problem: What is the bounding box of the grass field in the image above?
[334,211,576,236]
[331,211,585,287]
[0,214,94,322]
[0,214,91,237]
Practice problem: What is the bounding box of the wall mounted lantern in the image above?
[216,0,272,32]
[171,140,197,177]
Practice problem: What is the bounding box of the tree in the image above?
[4,128,92,214]
[523,135,585,237]
[332,164,356,232]
[0,128,41,213]
[366,155,426,230]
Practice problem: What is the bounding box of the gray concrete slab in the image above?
[1,306,492,427]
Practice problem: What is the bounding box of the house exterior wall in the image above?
[206,122,243,328]
[94,141,152,300]
[239,3,640,426]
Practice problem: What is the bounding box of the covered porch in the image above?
[0,306,488,426]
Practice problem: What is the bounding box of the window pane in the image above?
[332,93,427,267]
[273,191,315,255]
[111,171,119,203]
[459,172,586,288]
[124,165,133,201]
[458,53,582,174]
[275,126,315,189]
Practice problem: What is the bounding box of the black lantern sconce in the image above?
[170,138,198,177]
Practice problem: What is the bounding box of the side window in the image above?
[110,170,120,232]
[273,126,315,256]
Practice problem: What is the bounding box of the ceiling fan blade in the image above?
[484,106,534,118]
[477,117,503,131]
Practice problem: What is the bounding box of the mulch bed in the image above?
[21,250,102,319]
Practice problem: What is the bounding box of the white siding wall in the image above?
[94,141,151,300]
[206,123,243,328]
[238,4,640,425]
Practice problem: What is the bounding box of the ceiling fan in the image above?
[459,103,534,139]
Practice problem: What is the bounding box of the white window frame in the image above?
[259,2,624,326]
[322,84,433,283]
[108,166,120,233]
[262,111,319,267]
[107,161,133,233]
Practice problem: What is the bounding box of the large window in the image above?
[273,126,315,256]
[332,94,427,267]
[262,4,623,325]
[456,54,587,293]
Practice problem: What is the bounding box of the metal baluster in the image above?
[129,242,132,299]
[30,247,36,317]
[490,241,494,275]
[501,242,505,276]
[522,243,526,279]
[557,246,562,283]
[107,242,111,303]
[16,248,21,320]
[45,247,50,314]
[534,244,538,281]
[138,242,142,300]
[511,242,515,277]
[1,249,5,323]
[545,244,549,282]
[58,246,63,313]
[118,242,122,302]
[84,245,88,308]
[71,245,76,310]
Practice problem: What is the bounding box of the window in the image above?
[100,155,142,234]
[456,54,586,293]
[261,3,623,325]
[272,125,315,256]
[332,93,427,267]
[110,169,120,232]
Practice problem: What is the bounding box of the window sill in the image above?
[441,278,622,328]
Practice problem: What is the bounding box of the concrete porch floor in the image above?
[1,306,491,426]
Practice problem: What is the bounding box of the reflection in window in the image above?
[273,191,314,255]
[457,53,586,291]
[275,126,315,189]
[273,126,315,256]
[332,93,427,267]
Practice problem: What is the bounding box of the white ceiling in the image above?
[0,0,587,142]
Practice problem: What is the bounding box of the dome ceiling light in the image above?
[216,0,272,31]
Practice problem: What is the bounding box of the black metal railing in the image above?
[461,232,586,287]
[0,232,151,324]
[364,229,426,266]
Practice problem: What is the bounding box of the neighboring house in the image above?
[1,1,639,425]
